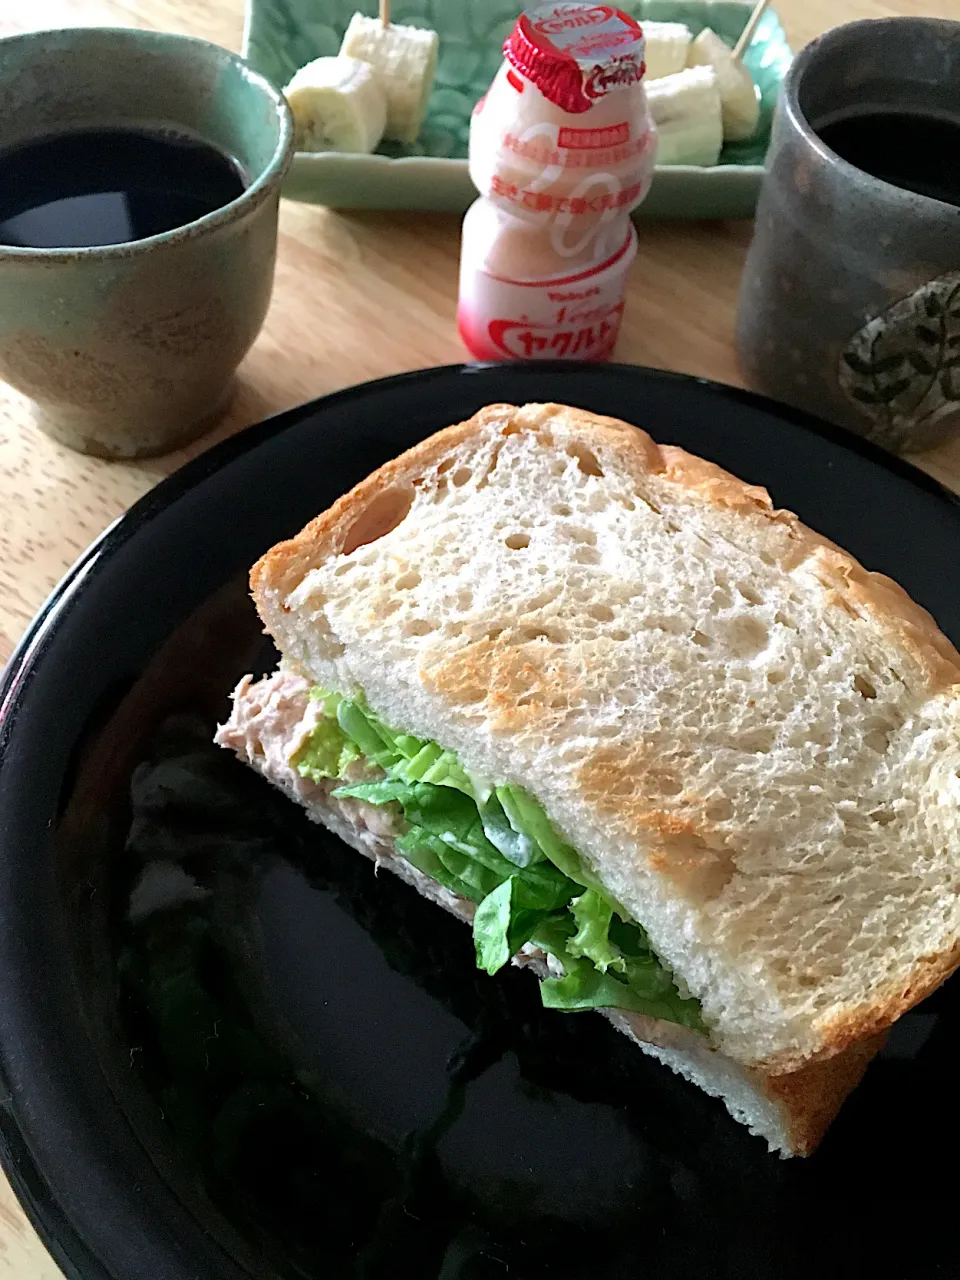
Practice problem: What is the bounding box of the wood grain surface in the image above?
[0,0,956,1273]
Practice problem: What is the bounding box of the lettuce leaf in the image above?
[567,890,624,973]
[395,828,502,903]
[473,881,567,975]
[337,778,577,966]
[335,779,515,877]
[496,785,590,884]
[335,698,396,765]
[494,786,628,908]
[478,790,542,869]
[299,689,705,1034]
[328,698,474,794]
[539,954,705,1030]
[473,879,515,974]
[292,716,358,782]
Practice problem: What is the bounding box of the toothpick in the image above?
[379,0,390,28]
[733,0,770,61]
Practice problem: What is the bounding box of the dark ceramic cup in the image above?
[0,27,294,458]
[736,17,960,455]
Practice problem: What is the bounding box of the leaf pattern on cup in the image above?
[838,272,960,453]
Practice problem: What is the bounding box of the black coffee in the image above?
[0,126,247,249]
[815,109,960,208]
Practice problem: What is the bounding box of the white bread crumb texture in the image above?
[262,403,960,1070]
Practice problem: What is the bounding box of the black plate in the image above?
[2,363,960,1280]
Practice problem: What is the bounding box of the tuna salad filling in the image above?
[217,669,704,1033]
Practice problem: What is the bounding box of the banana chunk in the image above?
[641,21,692,81]
[284,55,387,154]
[686,27,760,142]
[646,66,723,167]
[340,12,439,144]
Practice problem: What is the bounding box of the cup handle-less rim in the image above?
[0,26,295,263]
[778,15,960,216]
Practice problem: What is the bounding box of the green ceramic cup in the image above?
[0,27,294,458]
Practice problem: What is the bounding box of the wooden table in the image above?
[0,0,955,1273]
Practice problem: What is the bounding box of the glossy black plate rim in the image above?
[0,360,958,1280]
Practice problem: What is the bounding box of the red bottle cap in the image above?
[505,4,646,115]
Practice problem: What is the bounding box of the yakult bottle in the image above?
[458,198,638,361]
[458,3,656,362]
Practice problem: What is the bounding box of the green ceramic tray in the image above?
[243,0,792,218]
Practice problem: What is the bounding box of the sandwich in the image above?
[216,402,960,1156]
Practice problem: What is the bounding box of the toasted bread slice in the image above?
[249,403,960,1075]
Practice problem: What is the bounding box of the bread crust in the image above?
[250,402,960,1073]
[756,1034,885,1154]
[250,407,513,608]
[812,938,960,1062]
